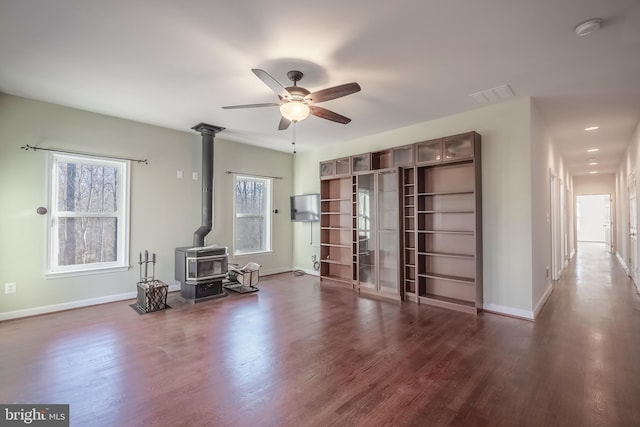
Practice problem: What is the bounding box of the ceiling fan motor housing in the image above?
[285,86,310,99]
[287,70,304,83]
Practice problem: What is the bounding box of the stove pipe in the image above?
[191,123,224,247]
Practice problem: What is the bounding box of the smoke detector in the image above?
[575,18,602,36]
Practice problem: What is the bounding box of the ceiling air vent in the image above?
[469,84,515,105]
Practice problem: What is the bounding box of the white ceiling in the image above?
[1,0,639,176]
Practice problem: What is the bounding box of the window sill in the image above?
[45,265,131,279]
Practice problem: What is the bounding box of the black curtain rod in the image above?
[20,144,148,164]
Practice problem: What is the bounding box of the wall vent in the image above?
[469,84,515,105]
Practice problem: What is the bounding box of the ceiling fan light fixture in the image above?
[280,101,310,122]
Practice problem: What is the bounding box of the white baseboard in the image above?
[616,252,629,274]
[483,303,535,321]
[0,283,179,322]
[292,267,320,276]
[533,282,554,318]
[261,267,296,276]
[484,281,553,321]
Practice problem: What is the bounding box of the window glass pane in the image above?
[235,179,265,215]
[234,175,271,254]
[235,216,265,252]
[56,162,119,213]
[57,217,117,266]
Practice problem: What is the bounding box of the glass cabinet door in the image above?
[336,157,351,175]
[377,170,399,292]
[320,161,335,178]
[357,173,376,288]
[352,153,371,172]
[416,139,443,164]
[444,134,473,160]
[392,145,414,167]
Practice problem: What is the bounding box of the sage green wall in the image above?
[293,97,536,315]
[530,99,572,317]
[0,94,292,318]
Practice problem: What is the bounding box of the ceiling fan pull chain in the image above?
[292,122,297,154]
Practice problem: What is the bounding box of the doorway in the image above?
[576,194,612,252]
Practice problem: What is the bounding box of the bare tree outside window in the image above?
[234,176,272,254]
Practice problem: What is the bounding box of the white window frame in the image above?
[46,152,131,277]
[233,174,273,256]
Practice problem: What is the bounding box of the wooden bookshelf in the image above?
[413,132,482,314]
[320,177,354,287]
[402,167,417,302]
[318,130,481,314]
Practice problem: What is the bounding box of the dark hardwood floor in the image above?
[1,242,640,426]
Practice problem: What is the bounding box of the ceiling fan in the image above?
[222,69,361,130]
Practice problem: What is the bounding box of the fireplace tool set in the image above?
[135,250,168,313]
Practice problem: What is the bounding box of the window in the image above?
[234,175,272,255]
[47,153,130,276]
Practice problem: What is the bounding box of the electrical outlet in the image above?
[192,172,198,181]
[5,282,16,294]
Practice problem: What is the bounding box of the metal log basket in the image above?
[135,250,168,312]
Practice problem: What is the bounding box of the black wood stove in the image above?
[175,245,228,302]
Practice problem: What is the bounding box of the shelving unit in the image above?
[402,167,417,302]
[318,130,481,314]
[413,132,482,314]
[319,176,354,287]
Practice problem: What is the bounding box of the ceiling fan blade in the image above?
[252,69,291,99]
[222,103,280,109]
[309,106,352,124]
[307,82,361,103]
[278,117,291,130]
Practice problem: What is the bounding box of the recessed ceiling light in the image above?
[585,126,599,131]
[589,162,598,166]
[587,148,600,152]
[589,171,598,174]
[575,18,602,37]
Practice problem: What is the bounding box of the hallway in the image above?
[531,241,640,425]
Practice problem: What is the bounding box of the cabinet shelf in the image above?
[418,230,474,235]
[321,197,351,202]
[418,191,474,196]
[321,242,351,248]
[321,275,353,285]
[418,251,474,260]
[418,272,474,284]
[321,259,351,266]
[418,294,477,314]
[418,210,474,214]
[321,226,352,230]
